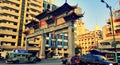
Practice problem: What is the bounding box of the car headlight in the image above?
[109,63,113,65]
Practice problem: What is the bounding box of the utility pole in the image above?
[101,0,118,62]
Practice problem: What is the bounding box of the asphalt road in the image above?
[0,59,62,65]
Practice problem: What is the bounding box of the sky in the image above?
[54,0,120,31]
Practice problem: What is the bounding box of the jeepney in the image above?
[5,49,37,64]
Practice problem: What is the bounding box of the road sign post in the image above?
[112,41,118,62]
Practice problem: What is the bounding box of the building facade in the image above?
[74,7,83,46]
[78,24,103,55]
[25,3,83,58]
[43,0,57,12]
[100,9,120,51]
[44,0,55,4]
[0,0,43,51]
[99,9,120,60]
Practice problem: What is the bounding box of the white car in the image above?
[52,55,63,59]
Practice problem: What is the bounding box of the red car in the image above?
[70,54,81,65]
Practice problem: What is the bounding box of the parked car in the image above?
[70,54,80,65]
[35,57,41,62]
[80,54,118,65]
[52,55,63,59]
[5,50,39,64]
[66,54,81,65]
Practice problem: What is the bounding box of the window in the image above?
[64,49,67,51]
[58,41,62,45]
[58,35,62,39]
[43,3,46,8]
[11,43,15,46]
[64,42,67,46]
[16,4,19,7]
[12,36,16,39]
[26,14,28,17]
[14,23,17,25]
[46,40,49,44]
[13,29,17,32]
[0,35,4,37]
[46,33,49,37]
[58,48,61,50]
[47,4,50,9]
[64,36,68,40]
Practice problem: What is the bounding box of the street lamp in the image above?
[101,0,118,62]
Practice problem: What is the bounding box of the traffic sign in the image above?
[112,44,116,47]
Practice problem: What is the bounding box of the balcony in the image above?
[27,30,44,38]
[58,39,62,41]
[28,46,40,50]
[99,44,120,49]
[2,9,19,16]
[0,30,17,35]
[31,0,41,6]
[63,46,68,49]
[106,19,111,24]
[46,37,50,40]
[29,5,40,11]
[64,40,68,42]
[99,45,113,49]
[116,44,120,48]
[0,37,16,42]
[27,15,33,20]
[0,23,17,29]
[3,3,19,10]
[57,45,62,48]
[45,44,50,47]
[2,45,17,49]
[0,16,18,22]
[57,50,62,53]
[26,17,30,21]
[29,10,39,16]
[115,26,120,31]
[8,0,20,4]
[28,41,40,45]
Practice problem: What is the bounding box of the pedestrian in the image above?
[62,57,68,65]
[5,52,9,60]
[71,54,80,65]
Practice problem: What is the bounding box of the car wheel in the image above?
[5,61,8,64]
[14,60,19,64]
[33,59,36,63]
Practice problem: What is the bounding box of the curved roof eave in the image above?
[50,3,76,16]
[35,3,77,20]
[64,12,83,21]
[35,11,50,20]
[25,20,38,28]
